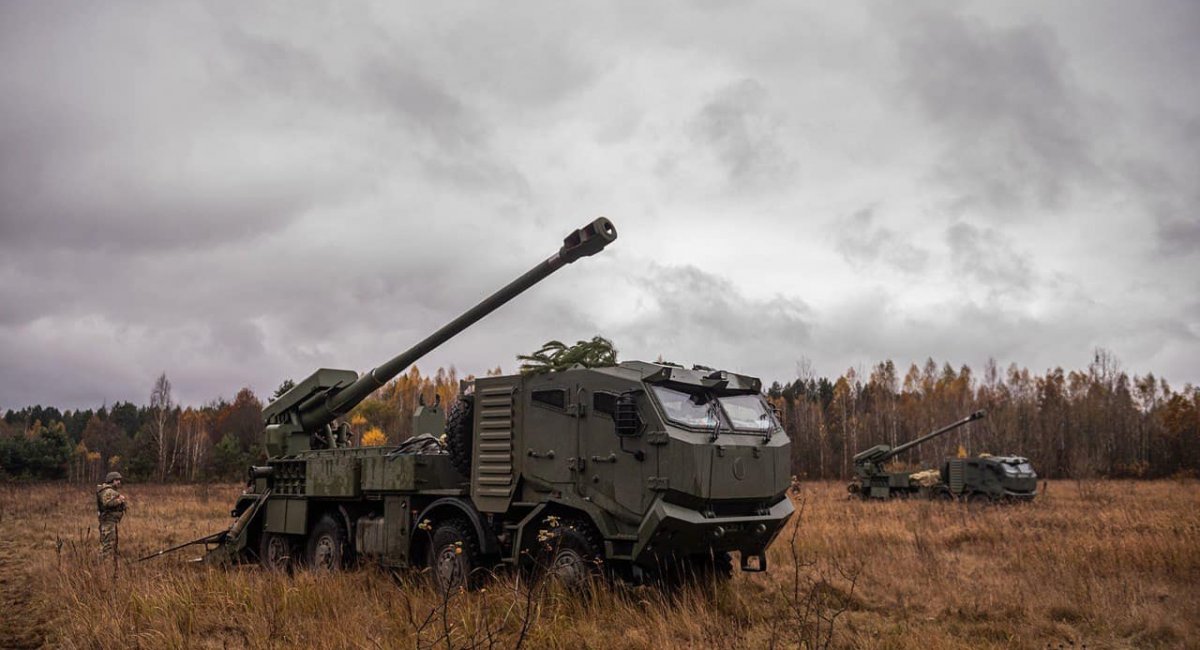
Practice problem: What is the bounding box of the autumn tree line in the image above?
[2,348,1197,482]
[771,350,1200,480]
[0,367,478,483]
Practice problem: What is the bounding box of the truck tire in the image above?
[965,492,992,510]
[688,551,733,583]
[307,515,348,571]
[428,517,481,592]
[445,395,475,477]
[260,532,297,572]
[542,518,603,590]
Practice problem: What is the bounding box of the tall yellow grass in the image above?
[0,480,1195,649]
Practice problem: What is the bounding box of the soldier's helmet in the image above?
[106,471,123,483]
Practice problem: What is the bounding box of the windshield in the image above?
[1003,462,1036,476]
[650,385,718,428]
[650,385,777,433]
[717,394,776,432]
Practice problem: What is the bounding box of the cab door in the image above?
[520,379,576,486]
[578,384,656,519]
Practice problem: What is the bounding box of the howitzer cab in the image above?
[204,218,794,588]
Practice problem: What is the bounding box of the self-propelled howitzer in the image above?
[850,411,984,499]
[200,216,795,590]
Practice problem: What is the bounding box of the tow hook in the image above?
[740,552,768,572]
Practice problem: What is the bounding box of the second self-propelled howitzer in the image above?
[849,410,1038,502]
[200,216,795,591]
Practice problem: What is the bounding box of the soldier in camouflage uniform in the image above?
[96,471,127,559]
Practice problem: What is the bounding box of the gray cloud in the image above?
[1,2,1197,409]
[945,221,1035,296]
[834,207,929,273]
[689,78,795,190]
[892,7,1098,214]
[612,264,812,374]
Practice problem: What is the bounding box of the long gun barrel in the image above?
[877,410,985,464]
[283,217,617,432]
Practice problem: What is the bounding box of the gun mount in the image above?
[262,217,617,456]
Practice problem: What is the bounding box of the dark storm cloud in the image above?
[833,207,929,273]
[614,264,812,372]
[945,221,1034,296]
[1158,217,1200,257]
[1144,116,1200,258]
[690,79,795,189]
[892,7,1098,213]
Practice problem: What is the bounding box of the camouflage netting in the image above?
[517,336,617,375]
[910,469,941,487]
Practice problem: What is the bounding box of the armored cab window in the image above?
[592,392,617,418]
[531,388,567,410]
[650,385,718,428]
[717,394,777,432]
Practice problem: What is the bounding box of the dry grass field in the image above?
[1,480,1196,649]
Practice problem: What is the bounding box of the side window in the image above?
[593,392,617,418]
[531,389,566,410]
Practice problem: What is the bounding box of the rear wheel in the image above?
[427,518,481,592]
[307,515,348,571]
[445,396,475,477]
[259,532,297,572]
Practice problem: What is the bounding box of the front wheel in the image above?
[307,515,349,571]
[543,520,604,590]
[685,551,733,584]
[965,492,993,509]
[260,532,297,572]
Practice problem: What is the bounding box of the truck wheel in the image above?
[260,532,297,572]
[542,519,603,590]
[307,515,348,571]
[445,396,475,477]
[428,517,481,592]
[966,492,992,508]
[687,551,733,583]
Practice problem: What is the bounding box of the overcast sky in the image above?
[1,1,1197,409]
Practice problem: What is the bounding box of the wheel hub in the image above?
[313,535,336,570]
[436,545,464,589]
[551,548,587,586]
[267,536,289,566]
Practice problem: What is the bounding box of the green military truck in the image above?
[204,218,794,589]
[848,411,1037,502]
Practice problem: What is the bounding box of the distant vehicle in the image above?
[848,411,1038,502]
